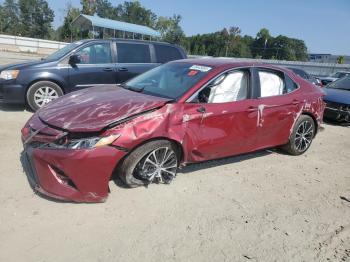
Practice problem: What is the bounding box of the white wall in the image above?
[0,34,68,54]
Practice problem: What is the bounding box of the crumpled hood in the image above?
[324,88,350,104]
[38,85,171,132]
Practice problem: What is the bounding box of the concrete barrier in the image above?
[0,34,68,55]
[190,55,350,76]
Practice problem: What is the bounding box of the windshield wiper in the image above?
[118,83,144,93]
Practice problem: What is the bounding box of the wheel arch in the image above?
[301,111,318,137]
[111,136,185,181]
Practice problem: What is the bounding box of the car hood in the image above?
[319,76,337,82]
[324,88,350,104]
[0,59,44,71]
[38,85,171,132]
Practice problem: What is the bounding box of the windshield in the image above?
[331,72,350,79]
[327,75,350,90]
[124,62,212,99]
[45,41,82,61]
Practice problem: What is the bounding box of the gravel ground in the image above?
[0,52,349,262]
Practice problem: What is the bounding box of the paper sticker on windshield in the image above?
[189,65,212,72]
[188,70,199,76]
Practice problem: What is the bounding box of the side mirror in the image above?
[69,54,81,65]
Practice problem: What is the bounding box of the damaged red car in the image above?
[21,59,325,202]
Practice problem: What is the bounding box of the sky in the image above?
[5,0,350,55]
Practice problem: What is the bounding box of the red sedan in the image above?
[21,59,325,202]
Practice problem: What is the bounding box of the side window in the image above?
[258,71,284,97]
[75,43,112,64]
[117,43,151,63]
[197,70,249,103]
[154,44,183,63]
[285,75,298,93]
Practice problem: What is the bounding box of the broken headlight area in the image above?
[43,134,121,150]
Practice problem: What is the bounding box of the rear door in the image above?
[68,41,116,90]
[253,67,301,148]
[115,41,157,83]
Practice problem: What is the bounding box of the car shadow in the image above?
[179,149,272,174]
[0,103,27,112]
[112,149,274,189]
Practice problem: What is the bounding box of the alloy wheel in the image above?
[294,120,314,152]
[34,86,59,107]
[133,147,178,184]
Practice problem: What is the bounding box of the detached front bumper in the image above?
[324,105,350,123]
[0,80,26,104]
[23,144,127,203]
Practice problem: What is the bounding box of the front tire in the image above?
[283,115,315,155]
[118,140,179,187]
[26,81,63,111]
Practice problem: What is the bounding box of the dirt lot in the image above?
[0,53,350,261]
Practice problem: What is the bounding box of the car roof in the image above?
[77,38,176,46]
[172,58,286,71]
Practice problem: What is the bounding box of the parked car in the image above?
[323,75,350,123]
[21,59,325,202]
[318,71,350,86]
[287,67,322,87]
[0,39,187,111]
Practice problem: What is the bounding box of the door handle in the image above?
[103,67,113,72]
[118,67,128,72]
[292,100,300,105]
[246,106,257,112]
[197,106,206,113]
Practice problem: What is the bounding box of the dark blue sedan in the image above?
[323,75,350,124]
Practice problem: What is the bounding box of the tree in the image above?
[81,0,96,15]
[18,0,54,39]
[57,3,81,42]
[156,15,185,44]
[96,0,116,19]
[0,0,20,35]
[115,1,157,28]
[337,56,345,64]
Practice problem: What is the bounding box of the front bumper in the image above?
[324,106,350,123]
[0,80,26,104]
[22,144,127,203]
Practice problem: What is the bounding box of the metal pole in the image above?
[114,29,115,38]
[103,28,105,39]
[92,25,95,39]
[132,32,134,39]
[123,31,125,39]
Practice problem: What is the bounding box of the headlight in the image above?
[0,70,20,80]
[46,134,120,149]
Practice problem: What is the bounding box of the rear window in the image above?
[117,43,151,63]
[154,44,183,63]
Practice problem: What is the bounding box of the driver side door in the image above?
[182,68,260,162]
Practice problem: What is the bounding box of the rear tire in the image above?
[283,115,315,155]
[118,140,179,188]
[26,81,63,111]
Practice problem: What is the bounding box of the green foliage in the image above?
[156,15,185,45]
[81,0,97,15]
[185,27,308,61]
[337,56,345,64]
[18,0,54,39]
[115,1,157,28]
[56,3,81,42]
[0,0,20,34]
